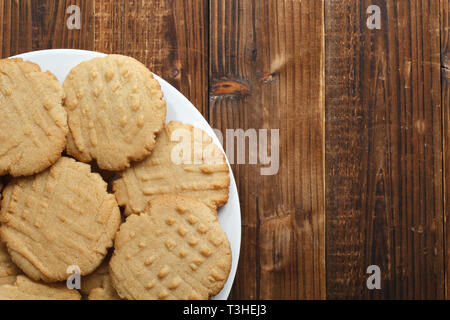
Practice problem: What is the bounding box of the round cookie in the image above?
[0,275,80,300]
[109,195,232,300]
[81,260,120,300]
[0,241,21,286]
[113,122,230,216]
[63,54,166,171]
[0,157,121,282]
[0,58,68,177]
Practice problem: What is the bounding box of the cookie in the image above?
[81,260,120,300]
[113,122,230,216]
[0,157,121,282]
[0,58,68,177]
[63,54,166,171]
[0,241,21,285]
[109,195,232,300]
[0,275,80,300]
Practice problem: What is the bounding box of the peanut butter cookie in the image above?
[63,55,166,171]
[110,195,232,300]
[113,122,230,216]
[0,157,121,282]
[0,58,68,177]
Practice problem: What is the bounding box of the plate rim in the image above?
[11,49,242,300]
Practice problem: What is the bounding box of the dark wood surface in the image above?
[442,0,450,299]
[0,0,449,299]
[326,0,443,299]
[210,0,325,300]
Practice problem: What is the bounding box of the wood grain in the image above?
[442,0,450,299]
[210,0,325,299]
[442,0,449,70]
[94,0,208,116]
[325,0,443,299]
[0,0,94,58]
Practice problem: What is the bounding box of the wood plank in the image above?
[442,0,450,299]
[442,0,449,70]
[0,0,95,58]
[210,0,325,299]
[325,0,443,299]
[94,0,208,116]
[0,0,32,57]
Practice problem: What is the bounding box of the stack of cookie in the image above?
[0,55,232,300]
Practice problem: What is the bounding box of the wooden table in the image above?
[0,0,448,300]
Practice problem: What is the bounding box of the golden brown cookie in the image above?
[109,195,232,300]
[0,58,68,177]
[0,157,121,282]
[81,260,120,300]
[0,275,81,300]
[63,54,166,171]
[0,241,21,286]
[113,122,230,216]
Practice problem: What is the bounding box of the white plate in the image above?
[12,49,241,300]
